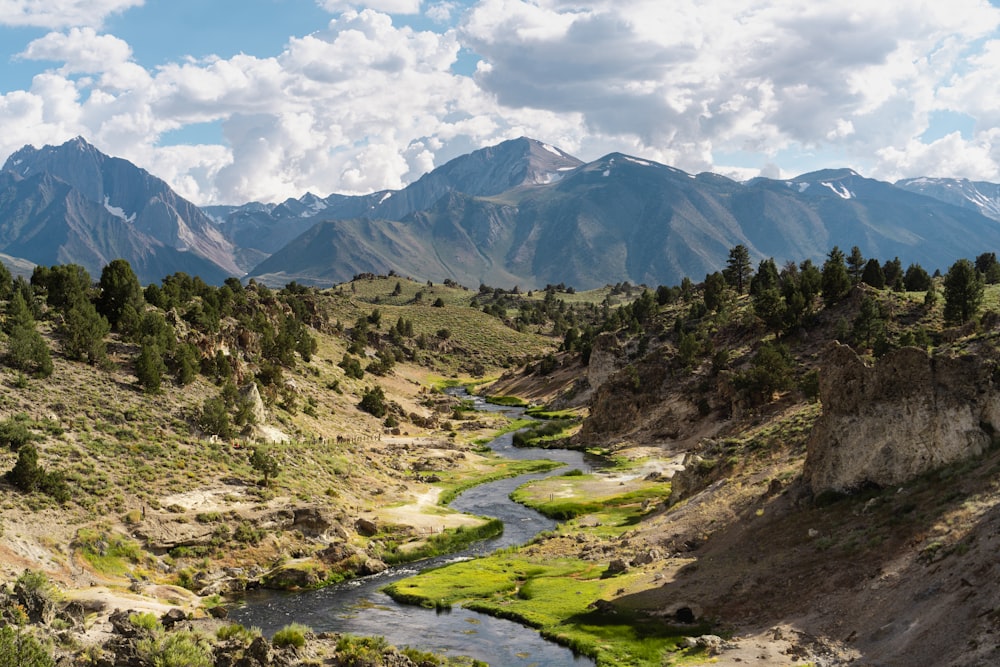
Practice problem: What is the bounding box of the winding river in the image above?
[230,395,600,666]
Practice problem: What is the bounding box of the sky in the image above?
[1,1,1000,205]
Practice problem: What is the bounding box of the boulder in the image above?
[355,517,378,536]
[805,343,1000,494]
[360,558,388,575]
[160,608,186,630]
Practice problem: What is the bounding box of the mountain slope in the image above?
[896,176,1000,222]
[0,170,233,283]
[250,153,1000,290]
[2,137,240,282]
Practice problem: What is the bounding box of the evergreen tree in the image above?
[749,258,779,296]
[943,258,984,324]
[7,443,43,492]
[724,244,753,294]
[860,259,886,288]
[249,446,280,487]
[703,272,727,312]
[903,263,932,292]
[4,292,52,378]
[358,385,387,417]
[135,338,166,393]
[974,252,999,280]
[821,246,851,305]
[753,287,786,336]
[172,342,200,385]
[798,259,823,305]
[97,259,144,329]
[61,297,110,364]
[0,262,12,301]
[853,295,885,348]
[882,257,904,291]
[33,264,91,312]
[847,246,865,284]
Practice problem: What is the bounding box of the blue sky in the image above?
[1,0,1000,204]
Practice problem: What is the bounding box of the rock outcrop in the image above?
[804,343,1000,494]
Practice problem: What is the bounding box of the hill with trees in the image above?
[1,248,1000,665]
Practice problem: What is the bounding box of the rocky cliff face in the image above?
[804,343,1000,494]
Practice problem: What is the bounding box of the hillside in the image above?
[1,254,1000,665]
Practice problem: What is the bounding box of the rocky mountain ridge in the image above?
[1,137,240,283]
[5,137,1000,291]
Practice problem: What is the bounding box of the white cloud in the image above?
[462,0,1000,176]
[874,132,1000,183]
[0,0,142,29]
[2,1,1000,205]
[318,0,421,15]
[18,28,132,74]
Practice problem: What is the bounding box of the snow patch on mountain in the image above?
[625,157,651,166]
[541,143,562,156]
[821,182,853,199]
[103,196,134,223]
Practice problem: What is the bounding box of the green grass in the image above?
[385,555,704,666]
[510,475,672,522]
[380,519,504,565]
[73,526,148,577]
[484,395,530,407]
[435,458,564,505]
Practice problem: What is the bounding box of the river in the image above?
[230,395,601,666]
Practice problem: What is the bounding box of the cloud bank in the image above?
[1,0,999,204]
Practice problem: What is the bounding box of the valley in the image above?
[0,257,999,666]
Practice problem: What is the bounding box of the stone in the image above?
[605,558,629,576]
[360,558,388,575]
[292,506,333,536]
[160,608,186,629]
[355,517,378,536]
[804,342,1000,494]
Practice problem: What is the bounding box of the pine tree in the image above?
[4,292,52,378]
[61,297,110,365]
[821,246,852,305]
[97,259,144,329]
[943,258,984,324]
[135,338,166,393]
[861,259,886,288]
[847,246,865,284]
[724,245,753,294]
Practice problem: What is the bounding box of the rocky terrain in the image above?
[1,266,1000,665]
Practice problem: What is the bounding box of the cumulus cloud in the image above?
[462,0,1000,175]
[2,1,1000,204]
[0,0,142,29]
[318,0,421,15]
[18,27,132,74]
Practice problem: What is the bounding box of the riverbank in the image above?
[383,458,699,666]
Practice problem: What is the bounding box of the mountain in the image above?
[215,137,583,273]
[895,176,1000,222]
[5,136,1000,290]
[248,153,1000,290]
[1,137,240,283]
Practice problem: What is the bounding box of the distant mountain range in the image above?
[3,137,1000,289]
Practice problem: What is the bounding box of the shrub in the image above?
[142,631,213,667]
[129,612,162,633]
[272,622,311,649]
[0,626,54,667]
[358,386,387,418]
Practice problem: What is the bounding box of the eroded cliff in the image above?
[805,342,1000,493]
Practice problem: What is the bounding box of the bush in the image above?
[129,612,162,633]
[358,386,387,418]
[142,631,213,667]
[0,626,54,667]
[272,622,311,649]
